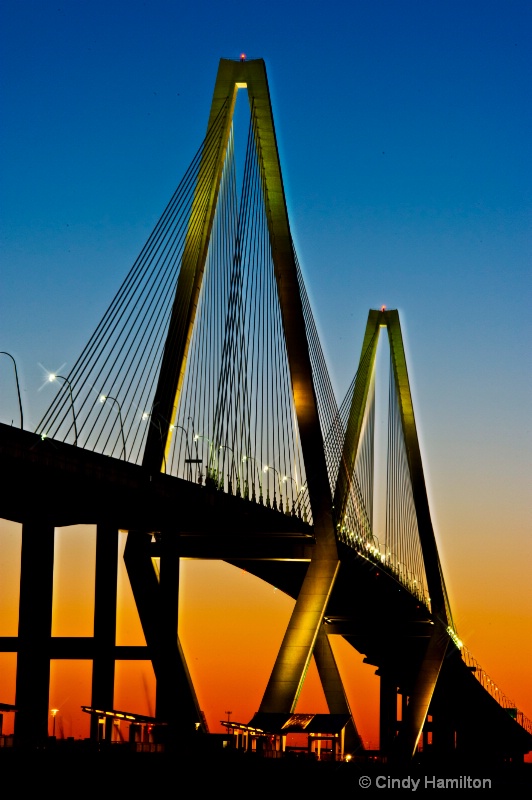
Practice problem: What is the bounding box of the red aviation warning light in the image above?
[381,305,387,312]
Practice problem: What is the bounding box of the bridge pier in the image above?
[14,522,55,746]
[392,623,449,763]
[90,523,119,741]
[313,627,364,754]
[124,528,204,742]
[379,671,398,757]
[430,694,456,757]
[258,538,339,713]
[154,530,180,725]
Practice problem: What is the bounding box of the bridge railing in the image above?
[336,523,431,609]
[164,424,313,523]
[338,520,532,739]
[461,646,532,736]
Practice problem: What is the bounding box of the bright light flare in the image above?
[38,362,67,392]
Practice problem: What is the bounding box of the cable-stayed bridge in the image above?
[1,58,530,763]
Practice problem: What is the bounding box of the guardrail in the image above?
[461,646,532,736]
[336,523,431,608]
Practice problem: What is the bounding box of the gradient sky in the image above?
[0,1,530,747]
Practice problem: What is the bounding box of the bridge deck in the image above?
[1,422,530,757]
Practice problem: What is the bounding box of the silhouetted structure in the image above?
[1,58,530,764]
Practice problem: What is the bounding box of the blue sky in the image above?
[1,0,531,722]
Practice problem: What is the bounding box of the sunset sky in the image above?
[0,1,530,749]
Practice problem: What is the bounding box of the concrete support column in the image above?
[90,523,119,741]
[15,522,55,746]
[259,540,339,713]
[314,627,364,754]
[431,692,456,757]
[155,531,180,723]
[125,529,203,741]
[379,672,398,757]
[392,624,449,763]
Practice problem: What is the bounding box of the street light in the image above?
[141,408,169,472]
[242,455,262,503]
[263,464,282,509]
[0,351,24,429]
[50,708,58,737]
[193,433,215,485]
[100,395,127,460]
[281,474,299,514]
[169,423,196,480]
[48,373,78,445]
[218,444,237,493]
[292,480,308,520]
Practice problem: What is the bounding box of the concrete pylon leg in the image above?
[15,522,55,746]
[124,529,204,738]
[259,541,339,713]
[393,623,449,763]
[379,672,398,757]
[314,627,364,754]
[155,531,180,723]
[91,523,119,741]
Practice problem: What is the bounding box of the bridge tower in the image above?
[125,57,342,739]
[334,307,452,760]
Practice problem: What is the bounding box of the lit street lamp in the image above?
[281,474,299,507]
[100,394,127,460]
[218,444,237,492]
[169,423,196,479]
[242,455,262,502]
[48,373,78,445]
[263,464,282,509]
[193,433,215,484]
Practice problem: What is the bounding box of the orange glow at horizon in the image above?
[0,518,530,760]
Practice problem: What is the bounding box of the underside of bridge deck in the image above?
[1,429,531,760]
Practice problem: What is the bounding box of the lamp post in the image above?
[242,455,262,502]
[0,351,24,429]
[100,395,127,460]
[50,708,58,737]
[292,480,308,520]
[218,444,237,493]
[281,474,299,513]
[193,433,215,485]
[169,423,195,479]
[264,464,282,509]
[49,373,77,445]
